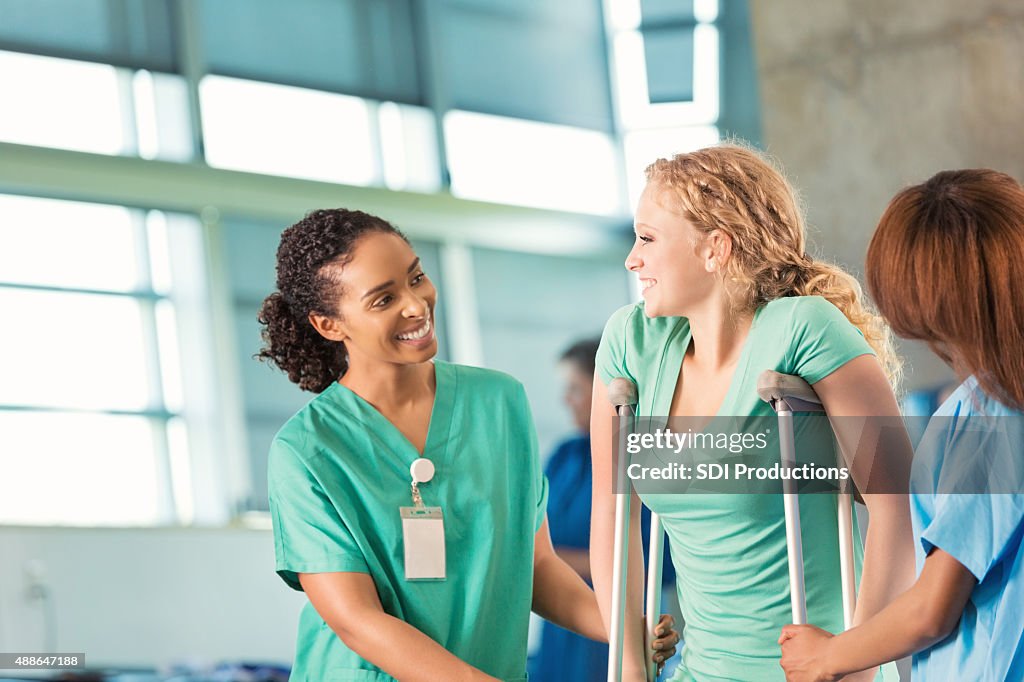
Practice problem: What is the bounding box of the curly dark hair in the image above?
[257,208,408,392]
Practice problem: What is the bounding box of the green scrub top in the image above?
[597,296,897,682]
[268,361,548,682]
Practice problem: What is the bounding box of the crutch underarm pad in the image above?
[756,370,822,408]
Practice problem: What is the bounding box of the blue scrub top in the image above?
[910,377,1024,681]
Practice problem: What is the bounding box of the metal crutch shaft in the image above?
[757,370,857,630]
[645,513,664,681]
[608,378,638,682]
[609,474,631,682]
[838,483,856,630]
[777,401,808,625]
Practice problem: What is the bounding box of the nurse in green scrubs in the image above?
[258,209,678,681]
[590,145,915,681]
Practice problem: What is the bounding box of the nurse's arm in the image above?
[812,355,917,622]
[533,518,680,671]
[589,373,649,681]
[553,546,592,581]
[779,547,976,681]
[298,572,500,682]
[532,516,606,641]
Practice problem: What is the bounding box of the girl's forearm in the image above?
[851,495,916,625]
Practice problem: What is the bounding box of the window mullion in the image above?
[169,0,207,161]
[150,416,180,523]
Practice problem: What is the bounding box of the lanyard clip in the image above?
[410,481,425,510]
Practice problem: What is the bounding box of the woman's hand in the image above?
[651,614,680,674]
[778,624,839,682]
[779,548,976,682]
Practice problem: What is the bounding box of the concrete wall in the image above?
[750,0,1024,389]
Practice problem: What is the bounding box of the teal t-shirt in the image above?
[268,361,548,682]
[597,295,896,681]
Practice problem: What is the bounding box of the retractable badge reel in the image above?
[400,457,446,581]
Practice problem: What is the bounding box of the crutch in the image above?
[607,377,665,682]
[757,371,857,630]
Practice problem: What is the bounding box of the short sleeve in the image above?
[536,470,550,533]
[789,296,875,384]
[511,381,549,532]
[526,391,550,532]
[918,414,1024,581]
[268,438,369,591]
[919,493,1024,582]
[596,304,638,386]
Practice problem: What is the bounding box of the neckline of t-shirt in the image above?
[661,304,764,419]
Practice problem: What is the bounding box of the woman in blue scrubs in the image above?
[779,169,1024,680]
[258,209,678,681]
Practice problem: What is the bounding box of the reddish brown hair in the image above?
[866,169,1024,409]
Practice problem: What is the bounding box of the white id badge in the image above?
[400,506,446,581]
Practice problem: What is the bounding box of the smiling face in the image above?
[309,231,438,371]
[626,182,721,317]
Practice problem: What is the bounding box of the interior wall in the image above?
[0,526,303,669]
[750,0,1024,390]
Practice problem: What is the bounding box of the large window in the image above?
[0,195,218,526]
[605,0,724,205]
[445,111,621,214]
[0,50,192,160]
[0,0,751,526]
[199,75,440,192]
[199,76,378,185]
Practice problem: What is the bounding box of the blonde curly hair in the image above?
[645,143,902,387]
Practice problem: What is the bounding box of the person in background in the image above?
[779,169,1024,681]
[530,339,677,682]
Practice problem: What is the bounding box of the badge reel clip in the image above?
[401,457,446,581]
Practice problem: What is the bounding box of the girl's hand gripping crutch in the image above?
[757,371,857,630]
